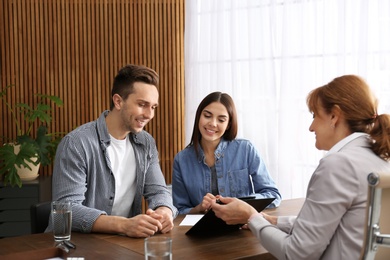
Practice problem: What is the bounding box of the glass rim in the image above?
[144,236,172,243]
[51,201,71,205]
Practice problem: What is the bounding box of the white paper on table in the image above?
[179,214,204,226]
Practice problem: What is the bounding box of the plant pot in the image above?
[13,144,40,181]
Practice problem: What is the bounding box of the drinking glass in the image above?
[144,236,172,260]
[51,201,72,242]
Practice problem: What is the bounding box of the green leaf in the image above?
[34,126,53,166]
[16,103,33,113]
[47,135,63,162]
[0,145,18,176]
[29,104,52,124]
[15,143,39,166]
[0,84,13,98]
[0,143,37,187]
[37,94,64,106]
[3,170,22,188]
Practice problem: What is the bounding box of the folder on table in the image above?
[185,197,275,237]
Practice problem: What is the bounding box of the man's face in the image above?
[119,82,159,134]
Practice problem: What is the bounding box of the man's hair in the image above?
[110,64,159,110]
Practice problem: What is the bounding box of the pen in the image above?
[204,199,218,213]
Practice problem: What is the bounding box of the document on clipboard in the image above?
[185,197,275,237]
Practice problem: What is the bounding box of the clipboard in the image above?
[185,197,275,237]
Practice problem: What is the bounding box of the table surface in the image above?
[0,198,305,260]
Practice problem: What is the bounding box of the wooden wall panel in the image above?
[0,0,185,184]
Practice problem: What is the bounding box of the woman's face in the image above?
[198,102,230,145]
[309,106,335,151]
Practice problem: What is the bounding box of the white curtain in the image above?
[184,0,390,199]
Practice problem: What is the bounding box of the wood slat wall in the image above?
[0,0,185,184]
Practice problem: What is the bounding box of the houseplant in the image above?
[0,84,63,187]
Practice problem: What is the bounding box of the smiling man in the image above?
[48,64,177,238]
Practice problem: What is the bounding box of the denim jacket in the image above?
[172,138,281,214]
[48,110,177,233]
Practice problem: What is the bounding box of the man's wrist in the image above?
[155,206,173,215]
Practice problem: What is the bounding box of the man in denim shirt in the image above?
[49,64,177,238]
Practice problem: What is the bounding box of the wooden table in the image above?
[0,232,144,259]
[0,198,304,260]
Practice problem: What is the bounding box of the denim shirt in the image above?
[172,138,281,214]
[48,110,177,233]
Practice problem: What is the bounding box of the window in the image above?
[185,0,390,198]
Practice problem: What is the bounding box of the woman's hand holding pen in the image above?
[202,193,218,213]
[192,193,217,213]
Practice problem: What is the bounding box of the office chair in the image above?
[30,201,51,234]
[361,172,390,260]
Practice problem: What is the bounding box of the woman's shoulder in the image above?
[175,144,196,158]
[318,147,389,179]
[230,138,251,144]
[228,138,255,148]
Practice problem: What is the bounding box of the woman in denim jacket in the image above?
[172,92,281,214]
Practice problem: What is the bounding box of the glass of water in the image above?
[51,201,72,242]
[144,236,172,260]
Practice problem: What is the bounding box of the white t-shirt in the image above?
[107,134,137,217]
